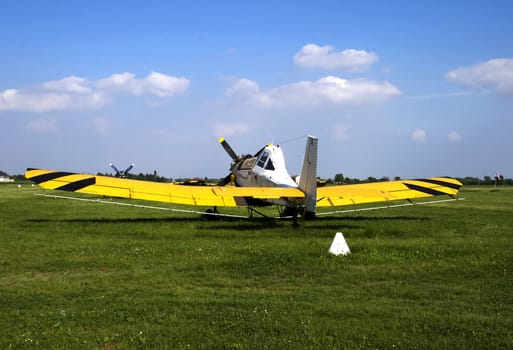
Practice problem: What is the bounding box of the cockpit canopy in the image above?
[256,151,275,170]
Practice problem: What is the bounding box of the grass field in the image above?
[1,184,512,349]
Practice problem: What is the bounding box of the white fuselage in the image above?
[221,136,318,216]
[231,145,297,189]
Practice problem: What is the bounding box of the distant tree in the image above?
[334,173,344,184]
[454,176,513,186]
[96,171,169,182]
[344,177,361,184]
[134,172,168,182]
[13,174,27,182]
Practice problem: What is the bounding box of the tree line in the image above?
[3,170,513,186]
[332,173,513,186]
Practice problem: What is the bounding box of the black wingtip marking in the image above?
[405,183,448,196]
[56,177,96,192]
[28,171,76,184]
[414,178,462,190]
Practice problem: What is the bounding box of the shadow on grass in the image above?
[27,217,200,223]
[302,215,431,231]
[27,215,429,227]
[25,216,284,229]
[314,215,430,222]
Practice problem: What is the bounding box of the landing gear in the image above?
[280,206,296,218]
[246,207,268,218]
[303,211,316,220]
[281,206,299,226]
[202,206,220,220]
[280,206,315,225]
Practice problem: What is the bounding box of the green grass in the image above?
[1,184,512,349]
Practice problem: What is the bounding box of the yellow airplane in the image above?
[25,136,462,221]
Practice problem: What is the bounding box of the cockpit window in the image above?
[239,157,257,170]
[265,159,275,170]
[257,151,269,168]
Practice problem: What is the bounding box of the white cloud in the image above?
[411,128,427,143]
[43,76,92,94]
[144,72,190,97]
[224,78,260,97]
[0,71,189,113]
[96,72,189,97]
[225,76,400,108]
[446,58,513,95]
[212,121,250,137]
[448,131,462,142]
[294,44,378,71]
[96,72,137,92]
[0,87,106,113]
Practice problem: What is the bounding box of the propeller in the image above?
[219,137,239,162]
[110,163,134,178]
[217,173,235,186]
[218,137,241,186]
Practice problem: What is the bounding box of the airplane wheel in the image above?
[281,207,297,219]
[302,211,316,220]
[203,208,220,221]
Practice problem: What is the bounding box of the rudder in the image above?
[298,135,318,219]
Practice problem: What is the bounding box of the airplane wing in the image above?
[316,177,462,207]
[26,169,462,213]
[25,168,304,207]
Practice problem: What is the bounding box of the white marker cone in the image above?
[328,232,350,256]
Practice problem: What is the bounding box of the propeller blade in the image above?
[110,163,120,175]
[219,137,238,162]
[125,164,134,174]
[217,173,234,186]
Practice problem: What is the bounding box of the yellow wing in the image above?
[25,168,304,207]
[26,169,462,210]
[316,177,462,207]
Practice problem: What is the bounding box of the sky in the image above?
[1,0,513,180]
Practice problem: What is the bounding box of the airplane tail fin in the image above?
[298,135,318,220]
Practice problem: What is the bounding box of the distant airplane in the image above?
[25,136,462,221]
[110,163,134,178]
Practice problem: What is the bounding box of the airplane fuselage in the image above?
[230,144,297,188]
[218,135,318,216]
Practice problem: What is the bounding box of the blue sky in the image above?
[1,0,513,180]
